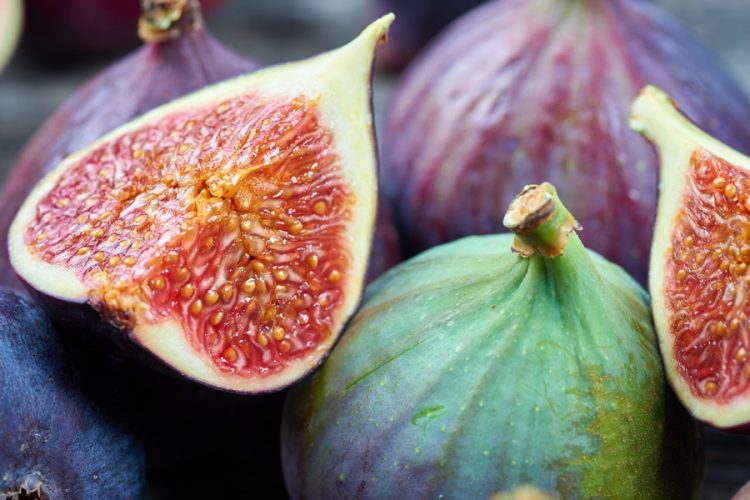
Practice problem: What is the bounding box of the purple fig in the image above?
[381,0,750,284]
[0,288,144,498]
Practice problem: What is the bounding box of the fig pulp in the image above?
[282,183,702,499]
[9,16,393,393]
[0,0,22,73]
[0,288,145,499]
[632,86,750,429]
[0,0,255,291]
[382,0,750,284]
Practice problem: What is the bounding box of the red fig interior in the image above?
[9,16,393,392]
[632,85,750,428]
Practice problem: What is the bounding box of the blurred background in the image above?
[0,1,748,498]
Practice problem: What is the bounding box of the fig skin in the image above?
[282,184,703,499]
[381,0,750,285]
[0,12,256,291]
[0,288,145,499]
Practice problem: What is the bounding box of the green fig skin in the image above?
[282,228,703,499]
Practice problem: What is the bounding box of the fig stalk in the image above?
[504,183,581,258]
[138,0,201,43]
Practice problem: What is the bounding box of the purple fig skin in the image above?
[382,0,750,284]
[0,287,145,499]
[0,26,256,291]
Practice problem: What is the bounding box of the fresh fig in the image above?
[0,288,145,499]
[382,0,750,285]
[9,16,393,393]
[0,0,22,73]
[372,0,483,71]
[282,183,702,499]
[631,86,750,429]
[0,0,255,291]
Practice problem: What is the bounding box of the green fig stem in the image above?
[503,183,582,258]
[139,0,203,44]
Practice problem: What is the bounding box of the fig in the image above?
[381,0,750,285]
[0,0,22,73]
[281,183,702,499]
[631,86,750,429]
[0,288,144,498]
[0,0,255,291]
[372,0,483,71]
[9,16,393,393]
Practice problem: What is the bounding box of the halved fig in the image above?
[9,15,393,393]
[0,0,22,73]
[631,85,750,428]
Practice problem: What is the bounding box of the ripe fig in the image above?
[0,0,22,73]
[9,16,393,393]
[282,183,702,499]
[382,0,750,285]
[631,86,750,429]
[0,0,256,291]
[0,288,144,499]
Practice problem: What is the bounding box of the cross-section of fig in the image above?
[9,16,393,393]
[631,85,750,428]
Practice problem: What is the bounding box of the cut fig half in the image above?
[0,0,22,73]
[631,85,750,428]
[9,15,394,393]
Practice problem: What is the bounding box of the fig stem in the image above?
[503,183,582,258]
[139,0,203,43]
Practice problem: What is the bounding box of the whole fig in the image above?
[0,288,145,498]
[282,183,703,499]
[382,0,750,284]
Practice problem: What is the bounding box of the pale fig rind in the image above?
[0,0,22,73]
[282,197,702,498]
[9,15,394,394]
[631,85,750,429]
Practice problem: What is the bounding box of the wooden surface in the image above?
[0,1,748,498]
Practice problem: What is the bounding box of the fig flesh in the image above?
[0,288,145,499]
[0,0,22,73]
[0,0,256,291]
[282,183,702,499]
[382,0,750,285]
[9,16,393,393]
[632,86,750,429]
